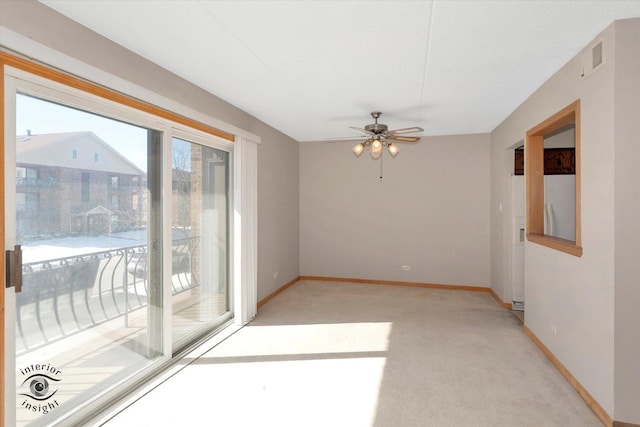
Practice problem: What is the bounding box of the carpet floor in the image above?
[104,280,602,426]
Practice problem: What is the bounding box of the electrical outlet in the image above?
[273,272,279,279]
[550,321,557,335]
[402,265,411,271]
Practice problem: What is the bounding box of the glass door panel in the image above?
[12,94,163,426]
[171,137,230,350]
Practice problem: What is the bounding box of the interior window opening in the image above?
[525,100,581,257]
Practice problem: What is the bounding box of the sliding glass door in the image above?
[171,137,230,350]
[4,75,233,426]
[9,93,164,426]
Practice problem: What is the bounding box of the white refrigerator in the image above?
[512,175,525,311]
[544,175,576,241]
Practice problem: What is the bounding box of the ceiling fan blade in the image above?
[387,126,424,135]
[349,126,374,135]
[387,135,421,143]
[322,136,368,141]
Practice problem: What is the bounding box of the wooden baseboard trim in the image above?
[257,275,510,311]
[489,288,512,310]
[523,325,613,427]
[257,276,301,309]
[299,275,491,293]
[613,422,640,427]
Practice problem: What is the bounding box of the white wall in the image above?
[613,18,640,425]
[491,22,622,416]
[300,134,491,286]
[0,0,300,302]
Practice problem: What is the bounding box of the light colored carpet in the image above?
[104,280,601,426]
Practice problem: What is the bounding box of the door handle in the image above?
[5,244,22,293]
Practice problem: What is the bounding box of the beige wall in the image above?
[492,23,616,414]
[0,0,300,301]
[257,132,299,299]
[300,134,491,286]
[613,19,640,425]
[491,19,640,421]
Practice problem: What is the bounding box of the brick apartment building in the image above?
[16,131,146,238]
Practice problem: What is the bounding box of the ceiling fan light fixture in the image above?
[347,112,423,175]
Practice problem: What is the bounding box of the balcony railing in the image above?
[16,176,58,189]
[16,237,199,355]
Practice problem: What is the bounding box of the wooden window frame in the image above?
[0,52,234,142]
[525,100,582,257]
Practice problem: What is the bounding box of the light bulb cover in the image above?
[352,143,365,157]
[370,148,381,159]
[388,143,400,157]
[371,139,382,154]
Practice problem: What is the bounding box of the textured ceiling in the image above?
[41,1,640,141]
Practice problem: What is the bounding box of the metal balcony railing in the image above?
[16,176,58,189]
[15,237,200,355]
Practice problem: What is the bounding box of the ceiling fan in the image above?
[349,111,423,158]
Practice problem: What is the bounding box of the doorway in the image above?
[512,173,525,313]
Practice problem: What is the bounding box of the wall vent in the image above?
[592,41,603,69]
[581,39,604,79]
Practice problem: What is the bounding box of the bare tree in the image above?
[172,140,191,228]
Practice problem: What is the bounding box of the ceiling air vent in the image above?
[581,39,604,79]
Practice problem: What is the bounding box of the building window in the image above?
[111,194,119,209]
[81,172,90,203]
[16,192,39,212]
[94,152,99,162]
[109,175,119,190]
[525,100,582,257]
[16,166,38,186]
[72,148,78,159]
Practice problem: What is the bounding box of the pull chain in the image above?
[379,152,383,181]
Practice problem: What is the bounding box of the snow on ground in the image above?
[21,228,192,264]
[22,230,147,264]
